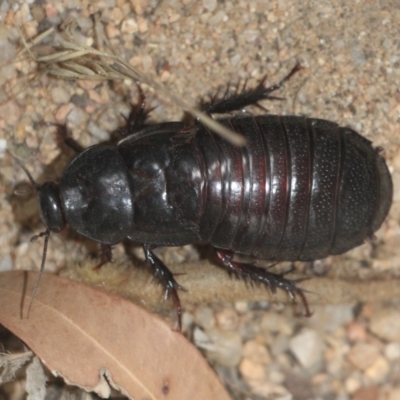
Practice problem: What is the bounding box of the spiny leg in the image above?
[46,122,85,154]
[93,244,113,270]
[215,249,312,317]
[119,82,154,137]
[143,244,186,331]
[203,63,302,114]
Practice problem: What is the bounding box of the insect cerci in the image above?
[13,64,392,329]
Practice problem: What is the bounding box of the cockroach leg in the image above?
[142,244,186,331]
[45,122,85,154]
[215,248,312,317]
[94,244,113,270]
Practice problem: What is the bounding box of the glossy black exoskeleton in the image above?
[17,65,393,329]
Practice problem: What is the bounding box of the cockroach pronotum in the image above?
[12,64,392,329]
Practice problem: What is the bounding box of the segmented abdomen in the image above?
[196,115,392,261]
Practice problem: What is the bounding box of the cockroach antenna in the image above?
[7,151,51,318]
[9,151,40,192]
[27,228,50,318]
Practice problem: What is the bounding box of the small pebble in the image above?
[45,3,58,18]
[364,355,389,383]
[105,23,120,39]
[239,358,266,382]
[67,107,89,126]
[345,374,362,393]
[204,327,242,367]
[289,328,324,368]
[202,0,217,12]
[51,87,70,104]
[121,18,138,34]
[194,306,215,330]
[76,16,93,31]
[109,7,123,24]
[347,342,380,371]
[181,311,194,331]
[384,342,400,360]
[88,88,110,105]
[308,304,354,332]
[270,334,290,356]
[351,386,378,400]
[87,121,110,141]
[346,322,367,342]
[0,101,21,126]
[260,312,294,335]
[129,0,150,15]
[370,309,400,342]
[0,254,13,272]
[242,340,271,364]
[0,138,7,158]
[137,17,148,33]
[94,0,116,8]
[234,301,249,314]
[55,104,72,121]
[0,29,16,63]
[215,308,239,331]
[387,387,400,400]
[269,369,285,384]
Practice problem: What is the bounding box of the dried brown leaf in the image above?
[0,271,231,400]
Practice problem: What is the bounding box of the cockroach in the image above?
[13,64,392,329]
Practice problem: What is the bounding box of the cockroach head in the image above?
[38,181,66,233]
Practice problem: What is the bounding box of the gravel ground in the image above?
[1,1,400,399]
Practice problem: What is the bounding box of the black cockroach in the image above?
[13,64,392,329]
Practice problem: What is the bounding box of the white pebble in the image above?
[205,327,242,367]
[88,121,110,141]
[384,342,400,360]
[0,139,7,159]
[51,87,71,104]
[289,328,324,368]
[202,0,217,12]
